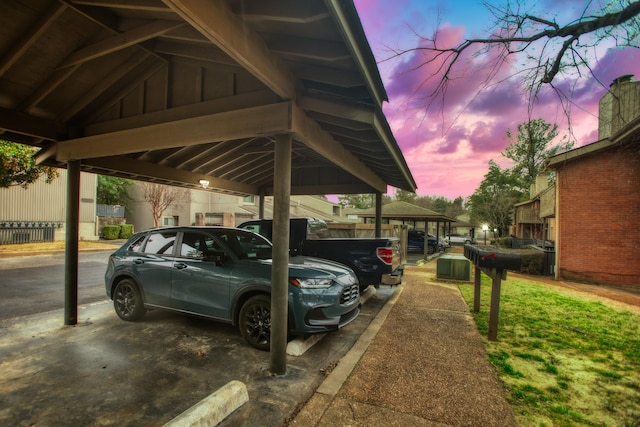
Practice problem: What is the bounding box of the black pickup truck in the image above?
[238,218,403,291]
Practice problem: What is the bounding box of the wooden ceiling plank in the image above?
[190,139,258,173]
[71,0,171,12]
[290,104,386,192]
[86,155,257,194]
[152,39,237,66]
[85,89,278,135]
[19,65,80,113]
[60,52,148,122]
[216,152,271,179]
[84,59,168,123]
[294,65,361,88]
[298,95,373,124]
[0,108,62,141]
[238,0,329,24]
[0,2,67,76]
[57,20,184,69]
[163,0,296,99]
[56,102,291,161]
[270,38,350,62]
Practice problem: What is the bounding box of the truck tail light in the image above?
[376,247,394,265]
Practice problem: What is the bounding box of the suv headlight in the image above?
[290,278,334,289]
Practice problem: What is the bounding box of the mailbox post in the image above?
[464,245,521,341]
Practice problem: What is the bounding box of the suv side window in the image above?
[128,235,146,253]
[180,231,223,259]
[143,231,177,255]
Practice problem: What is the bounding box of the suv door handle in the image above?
[174,262,188,270]
[134,258,144,264]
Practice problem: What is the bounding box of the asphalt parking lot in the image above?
[0,283,397,426]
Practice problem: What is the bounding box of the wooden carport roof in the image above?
[0,0,416,196]
[1,0,417,375]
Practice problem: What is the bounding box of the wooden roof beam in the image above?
[86,156,257,195]
[291,104,386,193]
[0,2,66,76]
[57,20,184,69]
[163,0,296,99]
[55,102,291,161]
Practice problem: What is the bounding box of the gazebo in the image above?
[357,201,457,245]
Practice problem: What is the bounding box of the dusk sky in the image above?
[352,0,640,200]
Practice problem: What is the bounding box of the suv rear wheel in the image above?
[113,279,146,321]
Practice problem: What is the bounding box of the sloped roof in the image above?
[548,115,640,169]
[0,0,416,196]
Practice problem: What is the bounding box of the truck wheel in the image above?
[113,279,146,321]
[239,295,271,351]
[427,244,435,255]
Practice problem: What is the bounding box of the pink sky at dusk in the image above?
[353,0,640,200]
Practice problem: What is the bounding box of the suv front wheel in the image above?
[239,295,271,351]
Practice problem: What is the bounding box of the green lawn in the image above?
[458,276,640,426]
[0,240,118,254]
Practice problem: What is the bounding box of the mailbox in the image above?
[464,245,521,271]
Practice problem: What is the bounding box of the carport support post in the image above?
[64,160,80,325]
[487,270,504,341]
[270,133,291,375]
[375,192,382,237]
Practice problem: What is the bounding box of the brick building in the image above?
[548,75,640,287]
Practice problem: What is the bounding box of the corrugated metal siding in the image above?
[0,170,97,223]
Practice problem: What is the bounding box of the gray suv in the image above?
[105,227,361,350]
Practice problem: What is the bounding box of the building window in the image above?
[162,216,179,226]
[242,195,255,204]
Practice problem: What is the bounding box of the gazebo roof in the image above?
[356,201,456,223]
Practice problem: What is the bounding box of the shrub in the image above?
[119,224,134,239]
[102,225,120,240]
[519,250,544,275]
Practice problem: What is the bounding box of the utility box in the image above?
[437,254,471,281]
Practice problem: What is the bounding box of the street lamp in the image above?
[482,224,488,245]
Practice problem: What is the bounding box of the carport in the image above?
[0,0,415,373]
[358,201,456,256]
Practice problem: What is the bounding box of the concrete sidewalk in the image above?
[289,265,516,426]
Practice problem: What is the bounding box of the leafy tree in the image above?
[337,193,375,209]
[503,118,574,191]
[468,160,523,237]
[394,1,640,97]
[0,140,59,188]
[141,182,190,228]
[394,189,418,204]
[97,175,134,212]
[446,196,466,218]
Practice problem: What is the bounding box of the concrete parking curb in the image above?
[163,380,249,427]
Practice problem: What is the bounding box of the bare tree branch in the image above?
[400,1,640,96]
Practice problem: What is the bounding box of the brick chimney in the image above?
[598,74,640,139]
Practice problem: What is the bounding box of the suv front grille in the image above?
[340,284,359,304]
